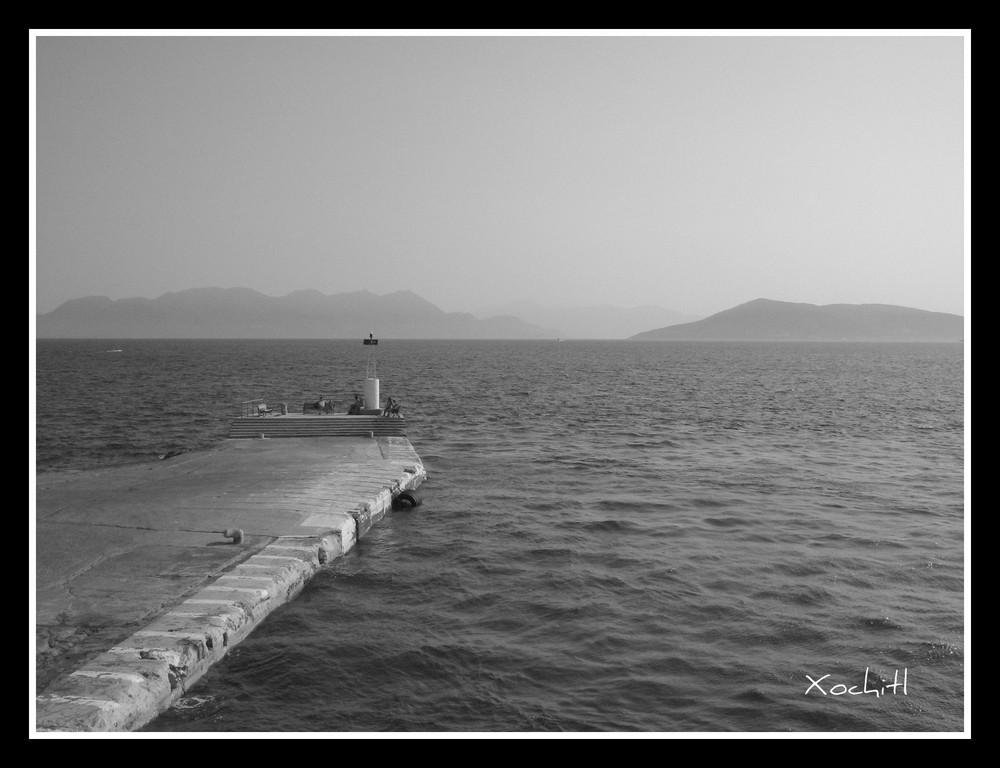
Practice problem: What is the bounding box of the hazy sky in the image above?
[30,32,968,317]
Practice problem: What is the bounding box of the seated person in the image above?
[348,395,363,415]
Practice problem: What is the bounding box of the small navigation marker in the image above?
[363,332,378,346]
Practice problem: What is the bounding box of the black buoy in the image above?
[392,489,423,510]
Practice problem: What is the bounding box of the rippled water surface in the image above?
[34,339,966,733]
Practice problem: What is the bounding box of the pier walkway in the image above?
[33,434,425,732]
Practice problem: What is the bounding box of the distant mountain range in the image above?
[629,299,963,342]
[34,290,963,341]
[474,299,699,340]
[34,288,560,339]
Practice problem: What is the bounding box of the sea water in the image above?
[33,339,966,733]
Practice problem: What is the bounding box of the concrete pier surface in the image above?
[33,434,425,732]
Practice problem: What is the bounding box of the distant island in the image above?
[629,299,963,342]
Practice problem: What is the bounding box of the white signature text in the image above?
[805,667,908,698]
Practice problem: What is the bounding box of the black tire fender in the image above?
[393,489,423,509]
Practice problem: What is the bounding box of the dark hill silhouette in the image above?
[35,288,558,339]
[629,299,963,342]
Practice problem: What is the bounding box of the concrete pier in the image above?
[33,433,425,732]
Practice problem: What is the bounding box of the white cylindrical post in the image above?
[364,377,380,411]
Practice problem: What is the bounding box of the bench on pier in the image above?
[256,403,273,417]
[302,400,334,414]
